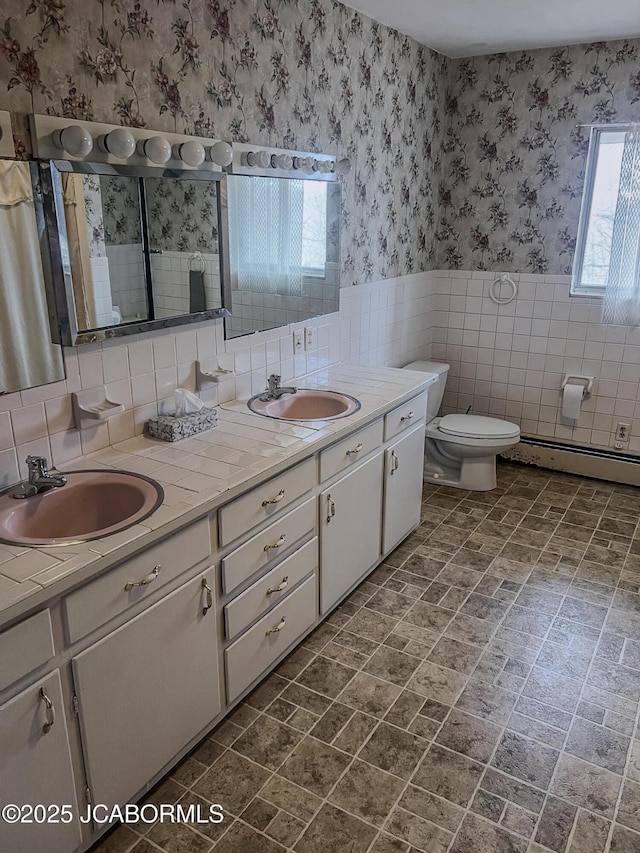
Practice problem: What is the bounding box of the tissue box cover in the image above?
[147,407,218,442]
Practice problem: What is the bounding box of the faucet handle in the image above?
[26,455,49,475]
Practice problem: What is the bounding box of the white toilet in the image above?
[404,361,520,491]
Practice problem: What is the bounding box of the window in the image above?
[571,127,627,296]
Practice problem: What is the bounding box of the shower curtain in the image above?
[0,161,64,394]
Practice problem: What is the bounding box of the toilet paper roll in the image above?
[561,383,584,420]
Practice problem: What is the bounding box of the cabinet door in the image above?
[0,670,82,853]
[382,425,425,555]
[320,453,383,614]
[73,568,220,809]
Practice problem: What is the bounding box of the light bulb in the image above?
[294,156,315,173]
[99,128,136,159]
[53,125,94,158]
[272,153,294,170]
[315,159,333,174]
[334,158,352,175]
[173,140,205,167]
[208,141,233,167]
[138,135,172,164]
[247,150,272,169]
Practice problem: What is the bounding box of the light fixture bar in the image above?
[29,115,232,171]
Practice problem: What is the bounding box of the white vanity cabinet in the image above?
[0,374,431,853]
[72,567,220,809]
[0,669,82,853]
[319,452,384,613]
[382,424,425,554]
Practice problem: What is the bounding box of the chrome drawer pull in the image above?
[264,534,286,552]
[262,489,285,507]
[346,442,363,456]
[390,451,399,475]
[266,616,287,636]
[327,494,336,523]
[400,411,414,422]
[201,578,213,615]
[125,565,161,591]
[39,687,55,734]
[267,576,289,595]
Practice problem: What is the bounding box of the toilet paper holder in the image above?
[561,374,594,397]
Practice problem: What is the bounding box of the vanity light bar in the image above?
[0,111,16,158]
[230,142,349,181]
[29,115,233,170]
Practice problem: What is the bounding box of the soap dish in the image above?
[147,407,218,442]
[72,387,125,429]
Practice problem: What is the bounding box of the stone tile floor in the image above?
[94,462,640,853]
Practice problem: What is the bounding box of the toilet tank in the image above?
[403,361,450,422]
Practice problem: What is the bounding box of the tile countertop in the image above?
[0,364,436,629]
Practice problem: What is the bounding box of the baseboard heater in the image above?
[502,437,640,487]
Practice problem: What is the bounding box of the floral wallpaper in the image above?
[79,174,107,257]
[101,175,143,246]
[0,0,447,287]
[438,40,640,273]
[145,177,219,254]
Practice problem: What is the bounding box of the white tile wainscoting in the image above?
[432,271,640,454]
[0,271,435,491]
[5,266,638,494]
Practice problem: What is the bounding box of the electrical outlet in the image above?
[292,329,303,354]
[615,422,631,442]
[304,326,313,350]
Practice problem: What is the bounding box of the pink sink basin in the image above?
[0,470,164,546]
[248,389,361,421]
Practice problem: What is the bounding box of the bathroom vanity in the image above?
[0,364,433,853]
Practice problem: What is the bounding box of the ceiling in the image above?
[341,0,640,57]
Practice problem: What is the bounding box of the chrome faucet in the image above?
[261,374,297,401]
[12,456,67,499]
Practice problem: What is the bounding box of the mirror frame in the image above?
[39,159,231,346]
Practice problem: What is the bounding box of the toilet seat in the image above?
[438,414,520,440]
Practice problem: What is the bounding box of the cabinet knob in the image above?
[267,576,289,595]
[346,443,363,456]
[390,451,399,475]
[201,577,213,615]
[39,687,55,734]
[262,489,285,507]
[400,411,414,422]
[327,494,336,523]
[125,565,161,591]
[265,616,287,636]
[264,534,286,552]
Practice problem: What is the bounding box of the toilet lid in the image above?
[438,414,520,439]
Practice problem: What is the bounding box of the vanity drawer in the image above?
[219,458,315,546]
[225,538,317,640]
[0,609,55,693]
[64,518,211,643]
[384,391,428,441]
[225,574,317,702]
[221,498,315,595]
[320,419,383,482]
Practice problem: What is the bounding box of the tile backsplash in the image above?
[0,272,435,490]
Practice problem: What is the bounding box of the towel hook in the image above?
[190,251,205,273]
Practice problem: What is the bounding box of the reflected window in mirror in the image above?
[225,176,340,339]
[0,161,64,394]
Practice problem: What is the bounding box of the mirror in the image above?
[41,161,228,346]
[0,161,65,395]
[224,175,340,339]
